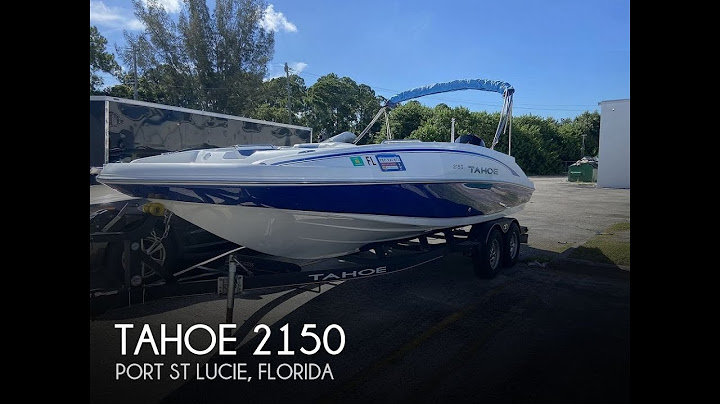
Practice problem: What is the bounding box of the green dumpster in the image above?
[567,157,598,182]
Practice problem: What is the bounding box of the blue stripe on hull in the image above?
[272,148,521,177]
[109,182,533,219]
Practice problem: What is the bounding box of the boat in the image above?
[97,79,535,259]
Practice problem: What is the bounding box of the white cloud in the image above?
[142,0,182,14]
[260,4,297,33]
[90,1,144,31]
[128,19,145,30]
[264,61,308,81]
[290,62,307,73]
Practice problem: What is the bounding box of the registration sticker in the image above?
[376,154,406,172]
[350,156,365,166]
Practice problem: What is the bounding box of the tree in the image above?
[251,74,309,125]
[493,114,563,174]
[120,0,274,115]
[250,104,294,124]
[106,66,186,105]
[306,74,383,140]
[387,101,431,140]
[90,25,120,94]
[556,111,600,165]
[467,111,503,146]
[409,104,486,143]
[572,111,601,157]
[354,84,385,138]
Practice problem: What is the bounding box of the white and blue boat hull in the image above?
[99,142,534,259]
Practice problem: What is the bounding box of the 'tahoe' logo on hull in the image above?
[468,165,499,175]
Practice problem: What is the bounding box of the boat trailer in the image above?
[89,207,528,316]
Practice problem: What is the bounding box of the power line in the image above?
[98,63,598,113]
[123,59,596,110]
[291,70,597,112]
[284,67,599,110]
[109,46,599,110]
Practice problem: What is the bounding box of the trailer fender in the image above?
[469,218,518,244]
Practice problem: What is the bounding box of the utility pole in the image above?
[451,118,455,142]
[285,62,291,125]
[581,134,586,158]
[133,44,138,100]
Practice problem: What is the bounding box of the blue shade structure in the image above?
[383,79,514,151]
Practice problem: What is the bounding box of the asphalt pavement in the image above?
[89,176,631,403]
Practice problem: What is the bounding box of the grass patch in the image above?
[568,222,630,266]
[606,222,630,232]
[550,243,572,253]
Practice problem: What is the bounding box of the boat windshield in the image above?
[322,131,357,144]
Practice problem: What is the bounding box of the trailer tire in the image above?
[502,222,521,268]
[472,228,504,279]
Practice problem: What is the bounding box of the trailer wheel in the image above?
[133,231,177,281]
[472,228,504,279]
[103,225,178,286]
[502,222,521,268]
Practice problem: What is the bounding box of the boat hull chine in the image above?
[108,181,533,219]
[157,201,527,259]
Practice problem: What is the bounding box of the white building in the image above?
[597,99,630,188]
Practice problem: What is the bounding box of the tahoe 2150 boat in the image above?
[97,79,534,259]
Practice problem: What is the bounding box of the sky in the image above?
[90,0,630,120]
